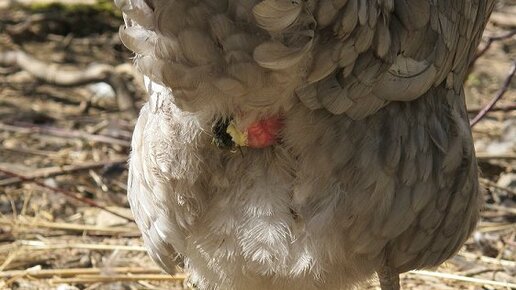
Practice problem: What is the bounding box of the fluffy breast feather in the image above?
[128,81,480,289]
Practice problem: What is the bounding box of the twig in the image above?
[0,266,162,279]
[489,12,516,29]
[480,177,516,197]
[476,222,515,233]
[0,145,58,157]
[0,250,20,272]
[17,239,146,252]
[476,153,516,161]
[0,168,134,222]
[467,103,516,114]
[483,204,516,215]
[408,270,516,288]
[470,61,516,127]
[0,50,136,115]
[0,122,131,147]
[0,0,98,9]
[0,217,138,234]
[0,66,19,75]
[458,267,497,278]
[51,274,186,284]
[472,30,516,64]
[0,158,126,187]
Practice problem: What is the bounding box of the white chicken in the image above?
[116,0,494,289]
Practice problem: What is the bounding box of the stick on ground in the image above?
[470,61,516,127]
[0,50,137,116]
[0,168,134,222]
[0,158,126,187]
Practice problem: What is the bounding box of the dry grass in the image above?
[0,1,515,289]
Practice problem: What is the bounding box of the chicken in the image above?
[116,0,494,289]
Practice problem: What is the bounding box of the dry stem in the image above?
[0,158,126,187]
[0,168,134,222]
[0,122,131,147]
[470,61,516,126]
[0,217,138,234]
[0,50,137,116]
[408,270,516,289]
[0,267,162,279]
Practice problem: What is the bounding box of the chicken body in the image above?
[117,0,494,289]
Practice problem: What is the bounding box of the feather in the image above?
[118,0,495,288]
[252,0,303,32]
[253,40,312,70]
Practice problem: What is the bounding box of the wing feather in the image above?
[289,0,495,119]
[117,0,494,117]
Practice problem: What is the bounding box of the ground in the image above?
[0,1,514,289]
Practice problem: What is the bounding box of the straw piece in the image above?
[408,270,516,289]
[0,267,163,279]
[18,240,147,252]
[0,217,139,235]
[51,274,187,284]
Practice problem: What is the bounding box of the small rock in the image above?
[95,207,133,227]
[485,119,516,155]
[88,82,116,100]
[497,173,516,190]
[57,284,80,290]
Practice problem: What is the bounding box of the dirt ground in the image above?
[0,1,514,290]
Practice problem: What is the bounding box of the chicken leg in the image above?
[377,267,400,290]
